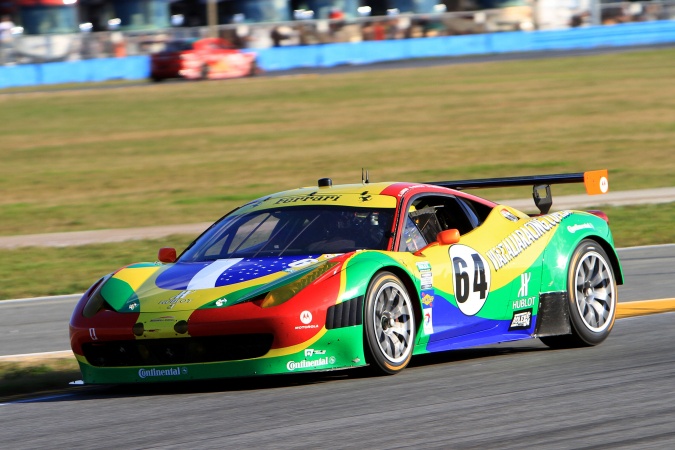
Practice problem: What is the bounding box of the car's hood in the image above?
[100,254,342,313]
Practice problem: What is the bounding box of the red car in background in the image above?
[150,38,258,82]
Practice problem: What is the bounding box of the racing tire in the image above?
[541,240,617,349]
[363,272,416,375]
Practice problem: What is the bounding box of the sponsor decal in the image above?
[359,191,372,202]
[286,356,336,371]
[275,192,342,205]
[159,290,194,309]
[149,316,176,323]
[128,302,138,311]
[89,328,98,340]
[304,349,326,357]
[600,176,609,193]
[423,309,433,335]
[420,272,433,290]
[416,261,432,272]
[138,367,188,379]
[450,245,491,316]
[500,208,520,222]
[567,223,594,233]
[513,297,536,310]
[241,196,270,209]
[421,293,434,307]
[295,310,319,330]
[517,272,531,298]
[215,298,227,307]
[509,309,533,330]
[486,211,573,271]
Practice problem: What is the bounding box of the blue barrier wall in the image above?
[2,20,675,89]
[0,56,149,89]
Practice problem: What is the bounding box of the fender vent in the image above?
[326,296,364,329]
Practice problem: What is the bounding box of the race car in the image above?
[70,170,622,384]
[149,37,258,82]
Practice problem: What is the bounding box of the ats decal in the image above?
[450,245,491,316]
[486,211,572,271]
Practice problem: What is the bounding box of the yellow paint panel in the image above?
[113,266,163,292]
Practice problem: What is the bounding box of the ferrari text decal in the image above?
[486,211,572,271]
[275,192,342,204]
[450,244,491,316]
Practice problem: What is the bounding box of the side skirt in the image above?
[535,292,571,337]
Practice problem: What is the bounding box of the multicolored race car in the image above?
[69,170,622,384]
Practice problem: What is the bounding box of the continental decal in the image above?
[275,192,342,204]
[487,211,572,271]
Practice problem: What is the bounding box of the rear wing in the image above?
[426,169,609,214]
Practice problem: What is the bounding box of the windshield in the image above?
[180,206,395,262]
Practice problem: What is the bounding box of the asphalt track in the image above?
[1,306,674,448]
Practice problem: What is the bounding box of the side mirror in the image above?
[413,229,460,256]
[158,247,177,263]
[437,229,460,245]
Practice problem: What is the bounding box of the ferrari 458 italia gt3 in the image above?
[70,170,622,384]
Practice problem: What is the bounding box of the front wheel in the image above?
[541,240,617,348]
[364,272,416,374]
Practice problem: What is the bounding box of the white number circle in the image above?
[449,245,491,316]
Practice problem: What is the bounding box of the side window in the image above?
[458,197,493,226]
[398,194,490,252]
[399,215,428,252]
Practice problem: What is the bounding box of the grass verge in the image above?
[0,358,81,402]
[2,48,675,236]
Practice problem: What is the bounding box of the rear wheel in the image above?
[541,240,617,348]
[364,272,415,374]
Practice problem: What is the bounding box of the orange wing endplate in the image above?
[584,169,609,195]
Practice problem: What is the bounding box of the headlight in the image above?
[82,274,113,318]
[261,262,338,308]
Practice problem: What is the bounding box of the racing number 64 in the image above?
[450,245,491,316]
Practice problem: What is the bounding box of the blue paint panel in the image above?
[155,262,212,290]
[155,255,323,290]
[426,315,537,353]
[213,255,321,286]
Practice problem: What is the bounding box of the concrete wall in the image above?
[2,20,675,89]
